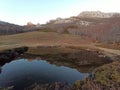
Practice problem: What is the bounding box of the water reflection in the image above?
[0,59,89,89]
[0,68,1,73]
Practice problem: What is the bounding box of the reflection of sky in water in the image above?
[0,59,89,89]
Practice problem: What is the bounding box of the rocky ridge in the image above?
[41,11,120,43]
[78,11,120,18]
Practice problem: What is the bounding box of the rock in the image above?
[27,22,35,26]
[26,82,72,90]
[0,47,28,66]
[78,11,120,18]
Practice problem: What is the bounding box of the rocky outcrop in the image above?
[78,11,120,18]
[0,47,28,66]
[41,11,120,43]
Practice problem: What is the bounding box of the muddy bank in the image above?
[41,51,111,66]
[0,47,28,66]
[20,46,113,74]
[24,46,113,67]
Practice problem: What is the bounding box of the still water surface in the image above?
[0,59,89,89]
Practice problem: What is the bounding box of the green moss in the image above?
[72,80,83,90]
[95,71,109,86]
[95,61,120,86]
[111,71,120,83]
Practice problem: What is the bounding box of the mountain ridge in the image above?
[41,11,120,43]
[78,11,120,18]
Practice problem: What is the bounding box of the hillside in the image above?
[0,21,37,35]
[40,11,120,44]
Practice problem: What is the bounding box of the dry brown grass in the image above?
[0,31,91,51]
[0,31,119,57]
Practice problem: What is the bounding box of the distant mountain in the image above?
[0,21,37,35]
[0,21,22,34]
[40,11,120,43]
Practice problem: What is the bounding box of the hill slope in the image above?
[40,11,120,43]
[0,21,37,35]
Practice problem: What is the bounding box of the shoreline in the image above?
[0,46,119,90]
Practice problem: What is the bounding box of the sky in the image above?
[0,0,120,25]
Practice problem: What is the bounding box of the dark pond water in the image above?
[0,59,89,89]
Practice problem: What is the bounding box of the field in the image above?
[0,31,91,50]
[0,31,120,57]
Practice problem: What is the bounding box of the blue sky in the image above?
[0,0,120,25]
